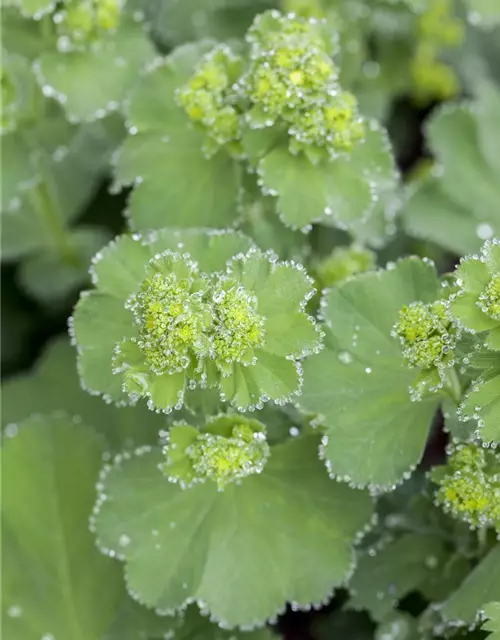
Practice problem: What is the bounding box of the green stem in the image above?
[443,366,461,405]
[29,177,80,267]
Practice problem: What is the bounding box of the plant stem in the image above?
[29,174,80,267]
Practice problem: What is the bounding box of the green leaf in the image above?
[427,104,500,225]
[440,544,500,626]
[72,291,138,403]
[18,226,111,303]
[299,258,440,490]
[1,131,40,212]
[8,0,54,18]
[113,42,241,230]
[347,533,447,622]
[460,374,500,443]
[464,0,500,27]
[258,144,372,231]
[94,434,373,628]
[403,180,484,256]
[257,124,397,233]
[475,81,500,177]
[1,414,124,640]
[482,602,500,640]
[2,116,124,261]
[1,337,165,450]
[35,18,155,122]
[118,128,241,230]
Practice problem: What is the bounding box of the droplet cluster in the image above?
[392,300,457,370]
[186,424,270,490]
[176,45,243,157]
[53,0,122,50]
[241,10,365,159]
[433,442,500,530]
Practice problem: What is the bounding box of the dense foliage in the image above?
[2,1,500,639]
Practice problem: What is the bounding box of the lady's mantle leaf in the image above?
[482,602,500,639]
[439,544,500,626]
[114,42,240,231]
[347,533,447,622]
[299,258,440,490]
[2,414,124,640]
[257,124,398,232]
[35,18,155,122]
[1,337,164,451]
[93,435,373,628]
[463,0,500,27]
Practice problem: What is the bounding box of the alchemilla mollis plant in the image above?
[2,1,500,639]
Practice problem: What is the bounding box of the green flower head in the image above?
[161,415,270,490]
[240,10,364,161]
[392,298,459,400]
[417,0,464,49]
[288,91,365,159]
[313,244,376,290]
[54,0,122,49]
[176,45,243,156]
[72,230,323,413]
[393,300,457,370]
[449,239,500,350]
[432,442,500,531]
[410,43,460,104]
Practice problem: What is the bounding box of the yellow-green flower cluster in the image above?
[393,300,457,370]
[186,423,270,490]
[411,0,464,104]
[242,10,365,160]
[127,255,213,375]
[125,252,266,379]
[212,280,266,372]
[433,442,500,530]
[176,46,243,157]
[54,0,122,47]
[478,273,500,321]
[1,67,16,133]
[313,245,376,290]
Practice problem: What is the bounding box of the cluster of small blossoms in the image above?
[312,245,376,290]
[186,424,270,490]
[240,10,365,160]
[125,255,213,375]
[449,240,500,346]
[1,67,16,133]
[120,251,267,384]
[410,0,464,103]
[161,419,270,490]
[212,279,266,373]
[392,300,458,371]
[433,442,500,531]
[176,46,244,157]
[53,0,122,50]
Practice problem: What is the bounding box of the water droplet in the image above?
[476,223,494,240]
[7,605,22,617]
[337,350,353,364]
